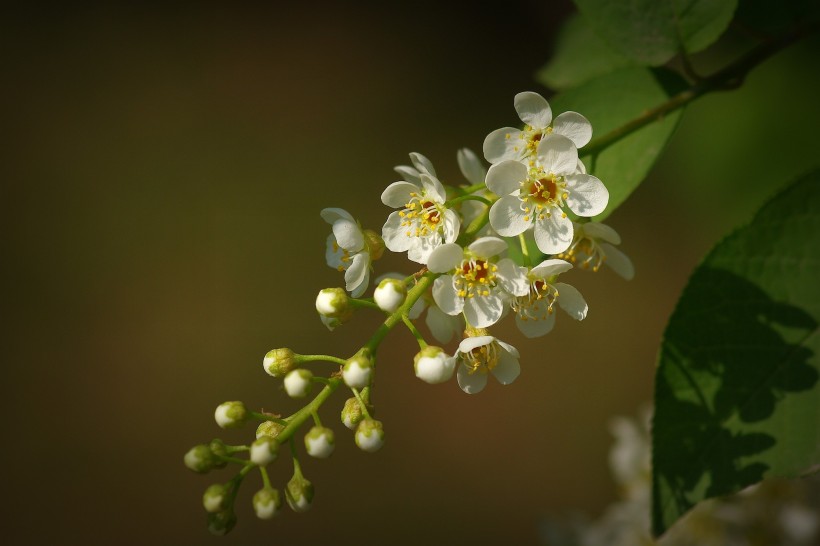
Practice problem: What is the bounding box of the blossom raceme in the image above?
[381,153,460,264]
[428,237,527,328]
[483,91,593,164]
[557,222,635,280]
[509,258,588,338]
[486,134,608,255]
[455,335,521,394]
[321,208,376,298]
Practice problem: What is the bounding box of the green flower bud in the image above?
[285,475,314,513]
[373,278,407,313]
[263,348,296,378]
[304,426,335,459]
[208,439,228,469]
[341,397,364,430]
[342,348,374,389]
[250,437,279,466]
[363,229,385,260]
[315,288,351,319]
[284,368,313,398]
[206,509,237,536]
[214,401,248,429]
[256,420,285,440]
[183,444,216,473]
[252,487,282,520]
[355,418,385,453]
[203,483,229,513]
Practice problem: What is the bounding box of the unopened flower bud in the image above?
[414,346,456,384]
[315,288,350,318]
[250,437,280,466]
[320,315,343,331]
[363,229,385,260]
[286,475,314,513]
[207,509,236,536]
[256,420,285,440]
[214,401,248,429]
[184,444,216,473]
[304,426,335,459]
[203,483,229,513]
[341,397,364,429]
[355,418,385,453]
[263,348,296,377]
[284,369,313,398]
[253,487,282,520]
[208,439,228,469]
[343,349,374,389]
[373,278,407,313]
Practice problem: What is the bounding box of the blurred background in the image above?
[2,1,818,544]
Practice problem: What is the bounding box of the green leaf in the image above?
[573,0,739,65]
[651,170,820,536]
[550,67,688,222]
[535,13,634,91]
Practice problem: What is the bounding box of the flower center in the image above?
[399,193,443,238]
[454,259,498,299]
[519,172,569,223]
[512,278,559,321]
[556,236,605,272]
[462,342,499,374]
[331,241,352,272]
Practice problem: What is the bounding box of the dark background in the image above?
[3,2,818,544]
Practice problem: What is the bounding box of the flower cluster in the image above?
[184,91,634,535]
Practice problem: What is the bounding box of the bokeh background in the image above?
[3,2,818,544]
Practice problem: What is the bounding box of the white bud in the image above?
[343,349,374,389]
[373,278,407,313]
[413,346,456,384]
[250,437,280,466]
[184,444,216,473]
[252,487,282,520]
[355,418,385,453]
[285,476,314,513]
[304,426,335,459]
[214,401,247,429]
[284,369,313,398]
[263,348,296,377]
[203,484,229,513]
[315,288,350,318]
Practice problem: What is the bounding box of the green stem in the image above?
[224,445,250,454]
[518,233,531,267]
[311,411,322,427]
[289,438,303,478]
[275,378,344,445]
[584,25,816,156]
[365,273,437,354]
[401,314,428,348]
[296,354,347,366]
[217,454,252,466]
[259,466,272,489]
[446,194,491,207]
[249,411,288,426]
[351,387,373,420]
[349,298,381,311]
[457,205,491,246]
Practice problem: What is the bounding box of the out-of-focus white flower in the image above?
[252,487,282,520]
[321,208,376,298]
[455,335,520,394]
[557,222,635,280]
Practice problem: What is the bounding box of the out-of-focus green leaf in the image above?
[573,0,739,65]
[536,13,634,91]
[651,170,820,536]
[550,67,688,221]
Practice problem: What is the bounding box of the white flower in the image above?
[511,258,588,338]
[486,134,609,255]
[428,237,527,328]
[381,153,461,264]
[557,222,634,280]
[321,208,372,298]
[455,335,520,394]
[483,91,593,163]
[413,346,457,384]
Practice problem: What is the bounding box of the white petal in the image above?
[537,134,578,175]
[491,351,520,385]
[514,91,552,129]
[575,159,587,174]
[554,282,587,320]
[394,165,420,184]
[457,365,488,394]
[565,174,609,217]
[382,211,414,252]
[496,258,529,297]
[420,174,446,203]
[489,196,530,238]
[552,111,592,148]
[485,160,527,196]
[408,296,427,320]
[425,305,460,344]
[427,243,464,273]
[457,148,487,186]
[530,258,573,279]
[463,295,503,328]
[345,253,369,298]
[332,218,364,251]
[516,308,555,338]
[601,243,635,280]
[458,335,494,353]
[443,209,460,244]
[410,152,436,177]
[468,236,507,259]
[533,210,573,255]
[496,340,520,358]
[325,233,344,269]
[381,181,419,208]
[582,222,621,244]
[483,127,524,163]
[407,236,438,264]
[432,276,464,315]
[320,207,354,225]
